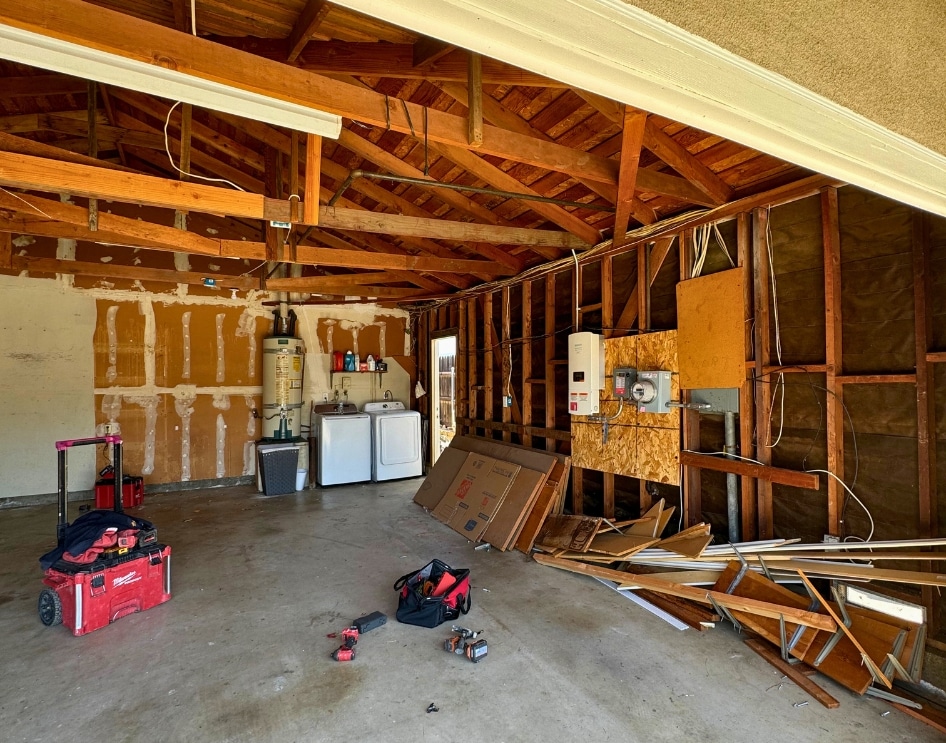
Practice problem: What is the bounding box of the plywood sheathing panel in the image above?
[570,330,679,483]
[571,421,637,474]
[677,269,745,390]
[638,426,680,484]
[603,333,639,427]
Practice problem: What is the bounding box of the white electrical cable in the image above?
[764,207,786,449]
[0,187,55,220]
[684,451,876,542]
[713,223,735,268]
[163,102,246,190]
[683,450,765,466]
[190,0,197,36]
[571,249,580,330]
[806,469,875,542]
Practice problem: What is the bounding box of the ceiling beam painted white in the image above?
[335,0,946,217]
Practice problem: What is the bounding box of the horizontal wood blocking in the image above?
[835,374,917,385]
[679,451,820,490]
[457,417,571,441]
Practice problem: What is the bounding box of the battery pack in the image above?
[352,611,387,634]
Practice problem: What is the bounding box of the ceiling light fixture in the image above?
[0,24,342,138]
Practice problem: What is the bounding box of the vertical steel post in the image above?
[724,411,739,543]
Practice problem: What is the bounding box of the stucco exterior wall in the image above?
[626,0,946,155]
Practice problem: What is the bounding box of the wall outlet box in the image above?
[503,395,512,408]
[322,393,329,402]
[823,534,840,543]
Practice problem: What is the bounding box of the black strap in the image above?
[393,572,414,591]
[459,591,472,615]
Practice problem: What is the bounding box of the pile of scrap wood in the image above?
[532,498,712,561]
[534,507,946,726]
[413,435,570,552]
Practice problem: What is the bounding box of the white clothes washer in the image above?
[363,401,423,482]
[312,403,372,486]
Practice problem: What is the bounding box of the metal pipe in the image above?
[112,440,124,514]
[724,411,739,543]
[57,449,67,544]
[329,169,616,213]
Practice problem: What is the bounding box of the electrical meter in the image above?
[568,332,605,415]
[634,370,671,413]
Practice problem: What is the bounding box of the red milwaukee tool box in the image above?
[42,545,171,636]
[37,435,172,636]
[94,473,144,510]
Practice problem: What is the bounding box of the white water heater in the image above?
[568,332,605,415]
[262,329,305,440]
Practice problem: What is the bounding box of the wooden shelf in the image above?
[329,369,385,380]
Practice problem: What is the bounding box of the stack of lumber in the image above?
[535,529,946,721]
[413,435,569,552]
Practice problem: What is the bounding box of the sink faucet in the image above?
[383,389,393,401]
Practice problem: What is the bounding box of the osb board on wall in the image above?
[93,300,145,388]
[570,330,680,484]
[638,427,681,484]
[571,422,637,474]
[676,270,745,390]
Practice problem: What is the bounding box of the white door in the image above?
[430,335,457,465]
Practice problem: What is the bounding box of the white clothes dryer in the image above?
[363,401,423,482]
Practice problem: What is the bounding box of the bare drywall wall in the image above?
[0,274,96,497]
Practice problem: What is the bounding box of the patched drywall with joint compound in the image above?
[91,295,270,485]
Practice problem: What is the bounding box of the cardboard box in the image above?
[432,452,520,540]
[413,447,469,510]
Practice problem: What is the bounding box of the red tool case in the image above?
[94,471,144,510]
[42,545,171,636]
[38,435,171,636]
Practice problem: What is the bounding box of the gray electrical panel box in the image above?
[633,370,672,413]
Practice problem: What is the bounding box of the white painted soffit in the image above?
[335,0,946,218]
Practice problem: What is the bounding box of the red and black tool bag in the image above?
[393,559,471,628]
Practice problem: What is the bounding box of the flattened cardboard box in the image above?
[432,452,520,541]
[413,447,469,510]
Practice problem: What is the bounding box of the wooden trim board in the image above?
[534,555,836,631]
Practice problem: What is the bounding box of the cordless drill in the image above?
[444,626,488,663]
[330,626,359,661]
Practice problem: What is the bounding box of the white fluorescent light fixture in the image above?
[0,24,342,138]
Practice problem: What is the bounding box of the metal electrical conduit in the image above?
[328,169,617,213]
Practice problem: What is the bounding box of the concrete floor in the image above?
[0,480,939,743]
